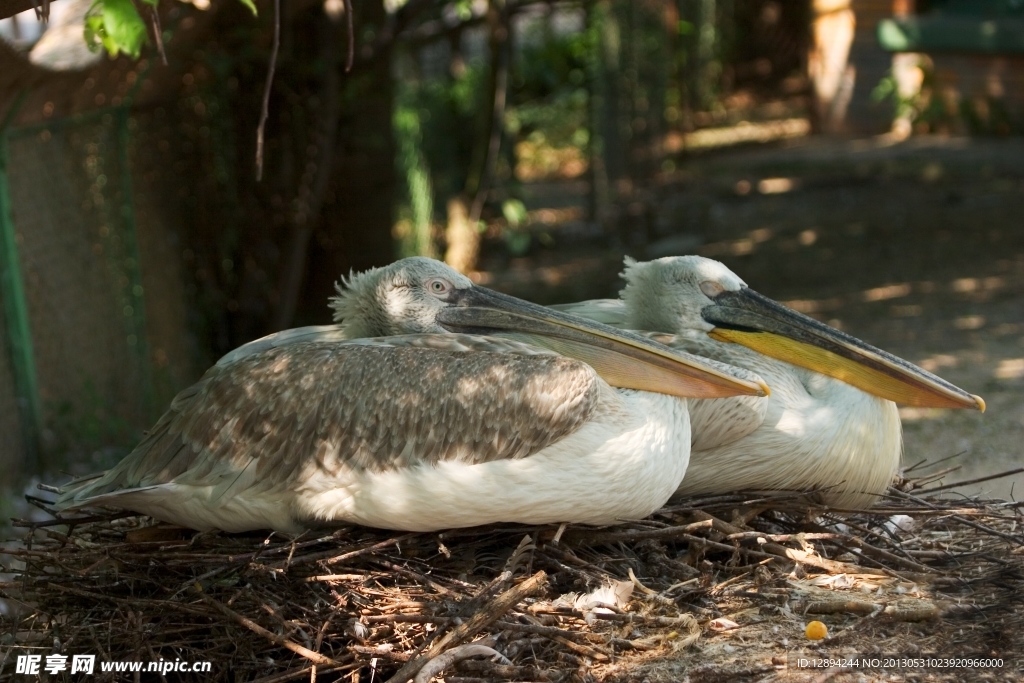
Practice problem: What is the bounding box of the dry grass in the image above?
[3,472,1024,683]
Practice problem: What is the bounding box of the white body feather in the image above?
[57,257,754,533]
[680,342,901,507]
[73,387,690,533]
[555,256,904,510]
[294,389,690,532]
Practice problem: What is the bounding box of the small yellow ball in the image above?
[805,620,828,640]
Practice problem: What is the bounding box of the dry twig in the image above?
[255,0,281,181]
[5,481,1024,683]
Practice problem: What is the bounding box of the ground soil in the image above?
[466,135,1024,681]
[6,134,1022,683]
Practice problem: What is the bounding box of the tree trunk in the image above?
[808,0,856,133]
[586,0,616,228]
[296,0,396,326]
[272,11,343,331]
[444,0,508,274]
[444,195,477,275]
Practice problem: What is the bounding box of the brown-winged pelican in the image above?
[554,255,984,508]
[56,258,766,532]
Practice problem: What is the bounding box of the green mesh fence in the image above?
[0,106,154,473]
[0,303,26,473]
[0,127,30,476]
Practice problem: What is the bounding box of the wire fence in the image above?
[0,104,155,477]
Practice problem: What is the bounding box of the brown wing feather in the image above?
[58,335,600,505]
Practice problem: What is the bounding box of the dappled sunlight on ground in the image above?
[482,135,1024,502]
[898,407,949,422]
[995,358,1024,380]
[666,117,811,153]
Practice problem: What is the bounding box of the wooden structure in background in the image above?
[809,0,857,133]
[838,0,1024,133]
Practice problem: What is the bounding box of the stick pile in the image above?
[3,474,1024,682]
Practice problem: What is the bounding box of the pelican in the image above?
[554,256,985,509]
[56,258,766,533]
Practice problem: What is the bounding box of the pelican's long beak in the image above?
[437,286,768,400]
[701,287,985,411]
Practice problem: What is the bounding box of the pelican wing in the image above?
[58,335,602,507]
[550,299,628,327]
[216,325,564,367]
[641,332,769,451]
[216,324,349,367]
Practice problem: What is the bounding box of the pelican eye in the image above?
[699,280,726,299]
[425,278,453,297]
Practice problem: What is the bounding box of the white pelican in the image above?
[56,258,766,533]
[554,256,985,509]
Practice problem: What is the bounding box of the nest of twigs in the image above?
[3,471,1024,683]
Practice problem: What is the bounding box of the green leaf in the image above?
[501,199,529,229]
[103,0,147,57]
[454,0,472,21]
[871,75,896,103]
[90,0,148,58]
[237,0,258,16]
[138,0,158,7]
[83,11,106,53]
[504,230,531,257]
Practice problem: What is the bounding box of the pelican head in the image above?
[620,255,985,411]
[331,257,477,337]
[331,257,768,400]
[621,255,746,334]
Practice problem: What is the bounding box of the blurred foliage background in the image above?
[1,0,1024,509]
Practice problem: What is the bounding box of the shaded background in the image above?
[0,0,1022,511]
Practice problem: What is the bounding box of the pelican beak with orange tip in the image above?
[701,287,985,411]
[436,286,770,400]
